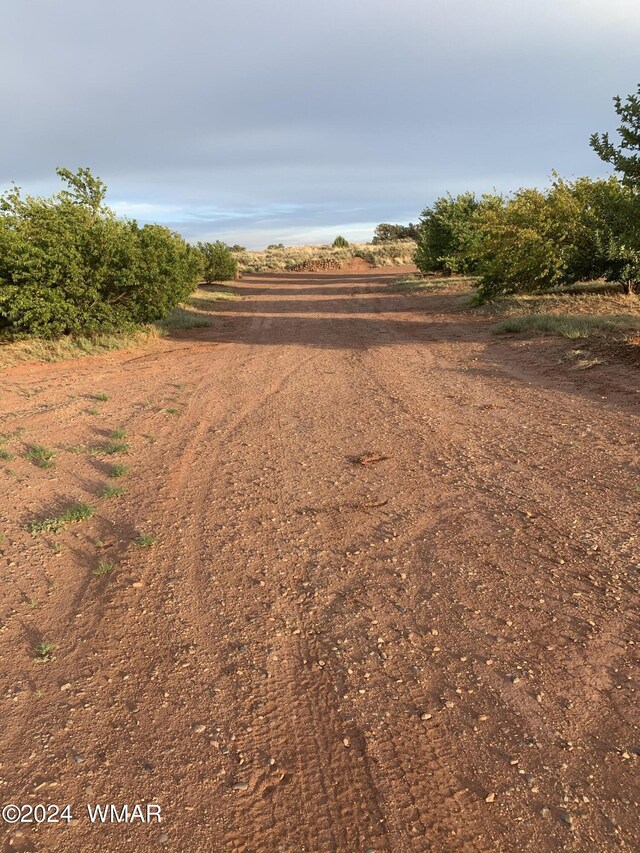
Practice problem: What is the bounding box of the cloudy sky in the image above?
[2,0,639,248]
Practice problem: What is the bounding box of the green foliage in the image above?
[414,193,485,275]
[196,240,238,282]
[0,168,201,339]
[591,83,640,188]
[266,243,285,250]
[373,223,420,242]
[332,235,349,248]
[25,444,55,468]
[28,502,94,535]
[473,176,640,300]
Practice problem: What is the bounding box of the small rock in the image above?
[342,738,350,748]
[159,832,169,843]
[192,724,206,734]
[132,581,143,589]
[232,781,249,791]
[560,810,574,828]
[60,683,72,691]
[420,712,432,721]
[485,793,496,803]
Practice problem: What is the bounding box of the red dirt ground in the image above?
[0,268,638,852]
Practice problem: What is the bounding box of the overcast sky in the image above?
[2,0,639,248]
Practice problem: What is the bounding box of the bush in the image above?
[196,240,238,282]
[414,193,486,275]
[0,168,201,339]
[332,235,349,248]
[472,176,640,300]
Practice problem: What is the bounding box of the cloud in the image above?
[1,0,638,247]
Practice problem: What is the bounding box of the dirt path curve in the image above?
[0,268,638,852]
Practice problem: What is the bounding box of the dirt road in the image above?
[0,268,638,852]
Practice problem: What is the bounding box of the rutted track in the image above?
[0,267,638,852]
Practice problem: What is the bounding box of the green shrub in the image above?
[332,236,349,248]
[414,192,487,275]
[472,176,640,300]
[0,168,201,339]
[196,241,238,282]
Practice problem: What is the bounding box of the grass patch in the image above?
[159,307,214,331]
[0,328,161,368]
[134,533,156,547]
[108,463,128,478]
[93,560,114,576]
[94,392,110,402]
[24,444,55,468]
[98,484,124,499]
[492,313,640,339]
[90,440,129,456]
[165,407,179,414]
[34,640,55,661]
[0,449,15,461]
[28,502,94,535]
[389,275,471,293]
[109,428,127,440]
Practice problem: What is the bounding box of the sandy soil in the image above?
[0,268,638,852]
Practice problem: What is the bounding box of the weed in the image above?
[50,542,62,555]
[109,428,127,440]
[25,444,55,468]
[28,502,94,535]
[90,440,129,456]
[94,393,110,401]
[34,689,44,699]
[0,449,15,461]
[159,307,215,331]
[87,408,99,416]
[93,560,114,576]
[108,463,128,478]
[34,640,55,661]
[491,313,640,339]
[98,484,124,499]
[27,598,38,608]
[134,533,157,547]
[4,468,17,476]
[165,408,179,414]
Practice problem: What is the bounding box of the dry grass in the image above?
[475,281,640,346]
[475,281,640,320]
[233,241,417,274]
[0,326,161,368]
[389,274,473,293]
[492,313,640,339]
[0,286,241,367]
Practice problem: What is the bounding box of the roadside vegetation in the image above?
[233,239,416,273]
[402,84,640,350]
[414,84,640,303]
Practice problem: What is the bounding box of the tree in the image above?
[333,235,349,248]
[590,84,640,293]
[591,84,640,188]
[372,223,419,242]
[196,240,238,282]
[415,193,484,275]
